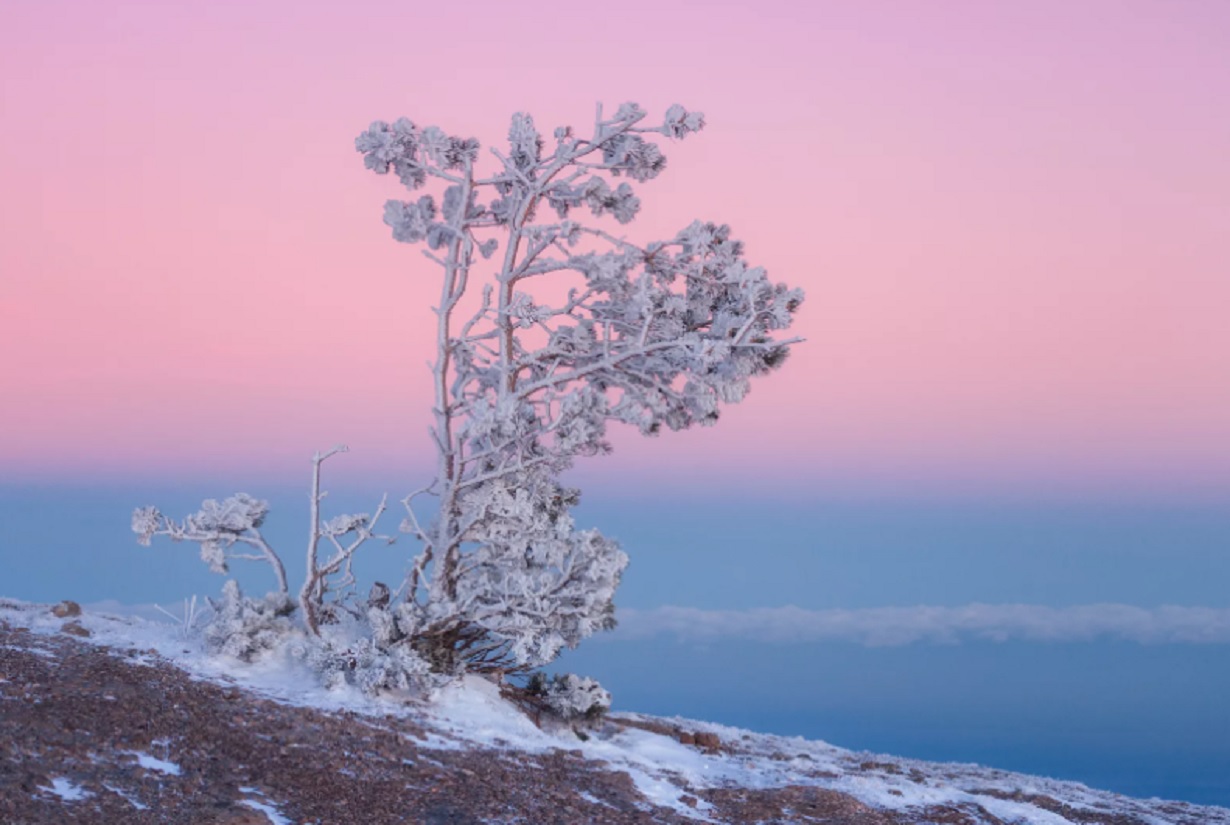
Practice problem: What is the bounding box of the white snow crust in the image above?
[240,796,294,825]
[40,776,91,802]
[127,750,182,776]
[102,783,149,810]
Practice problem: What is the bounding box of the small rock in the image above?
[694,732,721,751]
[676,732,695,746]
[204,807,273,825]
[51,600,81,618]
[61,621,91,638]
[680,794,699,808]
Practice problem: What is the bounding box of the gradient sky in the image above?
[3,0,1228,500]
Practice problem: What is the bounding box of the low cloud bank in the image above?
[76,598,1230,647]
[612,604,1230,646]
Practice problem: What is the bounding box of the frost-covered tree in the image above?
[134,102,801,694]
[357,102,803,673]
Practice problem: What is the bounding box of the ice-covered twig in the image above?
[299,446,395,635]
[132,496,289,595]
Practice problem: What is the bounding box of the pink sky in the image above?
[2,0,1227,499]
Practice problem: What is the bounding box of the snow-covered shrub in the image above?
[526,672,612,721]
[203,580,297,661]
[397,469,627,674]
[303,635,437,694]
[296,603,443,695]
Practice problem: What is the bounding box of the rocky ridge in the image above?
[2,599,1227,825]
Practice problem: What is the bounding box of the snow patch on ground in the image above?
[40,777,91,801]
[126,750,182,776]
[3,642,57,658]
[103,783,149,810]
[240,796,295,825]
[431,674,546,746]
[425,676,720,819]
[578,790,615,809]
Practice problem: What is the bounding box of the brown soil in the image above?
[0,618,1217,824]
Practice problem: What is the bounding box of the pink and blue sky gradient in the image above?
[3,0,1228,499]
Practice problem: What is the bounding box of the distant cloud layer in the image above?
[612,604,1230,646]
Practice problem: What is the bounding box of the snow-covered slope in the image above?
[2,597,1226,825]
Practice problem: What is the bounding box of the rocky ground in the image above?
[2,602,1228,825]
